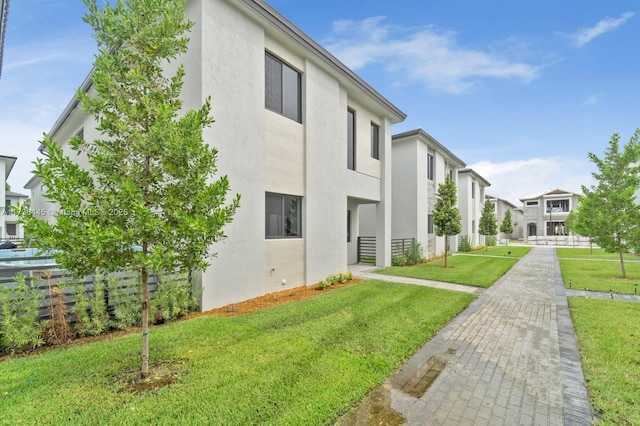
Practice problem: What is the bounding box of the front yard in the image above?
[558,248,640,294]
[0,279,475,425]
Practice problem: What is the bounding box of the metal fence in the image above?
[357,237,416,264]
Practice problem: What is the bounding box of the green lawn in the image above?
[376,252,520,288]
[557,247,640,260]
[463,246,531,258]
[0,280,475,425]
[569,298,640,425]
[559,259,640,294]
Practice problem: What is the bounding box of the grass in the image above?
[0,280,475,425]
[557,247,640,260]
[463,245,531,258]
[559,258,640,294]
[376,249,522,288]
[569,298,640,425]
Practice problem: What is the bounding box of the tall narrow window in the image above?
[371,122,380,160]
[427,154,434,180]
[472,182,475,199]
[265,52,301,122]
[347,210,351,242]
[428,214,434,234]
[347,108,356,170]
[266,193,302,238]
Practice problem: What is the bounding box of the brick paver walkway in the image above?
[346,247,593,425]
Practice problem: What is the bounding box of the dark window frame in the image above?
[428,213,434,234]
[265,192,303,239]
[347,108,356,170]
[371,122,380,160]
[265,52,302,123]
[427,154,434,180]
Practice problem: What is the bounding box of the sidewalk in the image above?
[345,247,593,425]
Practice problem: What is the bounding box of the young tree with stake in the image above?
[433,178,462,268]
[18,0,240,378]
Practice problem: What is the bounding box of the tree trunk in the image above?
[141,264,150,378]
[444,234,449,268]
[618,236,627,279]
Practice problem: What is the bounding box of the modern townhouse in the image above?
[487,194,524,242]
[457,168,490,248]
[0,152,17,242]
[4,189,28,242]
[25,0,406,310]
[520,189,581,243]
[378,128,466,258]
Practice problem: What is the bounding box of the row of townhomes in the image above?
[23,0,575,310]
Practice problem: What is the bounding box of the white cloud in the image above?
[325,17,542,95]
[560,12,635,47]
[584,93,601,106]
[469,157,594,206]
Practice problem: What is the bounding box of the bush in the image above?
[151,272,198,323]
[72,276,109,336]
[0,273,45,354]
[108,275,142,330]
[459,236,472,252]
[392,240,424,266]
[486,236,497,247]
[317,272,354,289]
[40,272,74,345]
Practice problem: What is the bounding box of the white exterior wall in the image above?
[0,159,5,239]
[22,0,403,310]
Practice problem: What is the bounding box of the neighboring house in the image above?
[0,0,8,79]
[486,194,524,241]
[4,190,28,241]
[520,189,581,240]
[26,0,406,310]
[458,169,490,248]
[0,152,17,241]
[364,128,465,259]
[24,174,55,224]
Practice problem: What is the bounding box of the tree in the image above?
[499,209,514,245]
[479,200,497,252]
[4,182,9,191]
[17,0,240,378]
[433,178,461,267]
[577,129,640,278]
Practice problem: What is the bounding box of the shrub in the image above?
[151,272,198,323]
[486,236,497,247]
[317,272,354,289]
[40,271,74,345]
[108,275,142,330]
[0,273,45,354]
[72,275,109,336]
[392,240,424,266]
[459,236,472,252]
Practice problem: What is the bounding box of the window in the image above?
[428,214,434,234]
[6,223,16,236]
[265,52,301,122]
[546,221,565,236]
[371,122,380,159]
[449,169,454,180]
[526,201,538,206]
[347,210,351,243]
[266,193,302,238]
[427,154,434,180]
[4,199,10,215]
[472,220,476,233]
[546,199,569,213]
[472,182,475,199]
[347,108,356,170]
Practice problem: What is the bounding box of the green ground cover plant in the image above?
[569,298,640,425]
[0,280,474,425]
[559,259,640,294]
[376,251,520,288]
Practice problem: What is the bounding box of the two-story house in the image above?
[487,194,524,242]
[25,0,406,310]
[4,190,28,242]
[458,169,491,248]
[0,152,17,242]
[520,189,581,242]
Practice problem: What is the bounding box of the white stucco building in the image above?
[26,0,406,310]
[0,152,17,241]
[458,169,490,248]
[383,129,466,258]
[487,194,524,241]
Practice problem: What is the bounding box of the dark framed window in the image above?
[266,192,302,238]
[526,201,538,206]
[427,154,434,180]
[546,199,569,213]
[6,223,16,236]
[347,108,356,170]
[472,182,475,199]
[347,210,351,242]
[428,214,434,234]
[371,122,380,159]
[265,52,301,122]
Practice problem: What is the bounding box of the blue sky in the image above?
[1,0,639,204]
